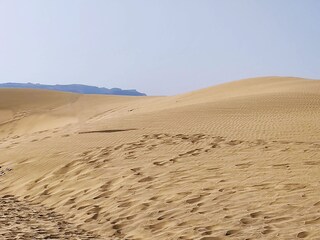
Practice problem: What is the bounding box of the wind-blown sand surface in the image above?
[1,77,320,239]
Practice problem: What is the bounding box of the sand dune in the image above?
[1,77,320,239]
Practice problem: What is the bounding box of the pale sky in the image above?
[0,0,320,95]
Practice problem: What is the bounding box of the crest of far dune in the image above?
[1,77,320,239]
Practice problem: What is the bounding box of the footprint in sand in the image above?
[225,229,238,236]
[249,211,263,218]
[297,231,309,238]
[138,176,154,182]
[186,195,203,204]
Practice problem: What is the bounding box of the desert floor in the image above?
[1,77,320,239]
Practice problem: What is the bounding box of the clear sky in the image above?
[0,1,320,95]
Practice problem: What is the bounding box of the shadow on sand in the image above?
[78,128,137,134]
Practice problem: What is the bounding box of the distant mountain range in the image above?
[0,82,146,96]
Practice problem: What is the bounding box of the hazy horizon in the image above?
[1,0,320,95]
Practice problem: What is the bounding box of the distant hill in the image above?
[0,83,146,96]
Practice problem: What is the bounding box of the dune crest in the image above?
[1,77,320,239]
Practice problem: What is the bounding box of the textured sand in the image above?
[1,77,320,239]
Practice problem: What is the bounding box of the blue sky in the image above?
[0,0,320,95]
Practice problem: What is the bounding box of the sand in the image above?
[0,77,320,239]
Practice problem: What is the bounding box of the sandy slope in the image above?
[0,77,320,239]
